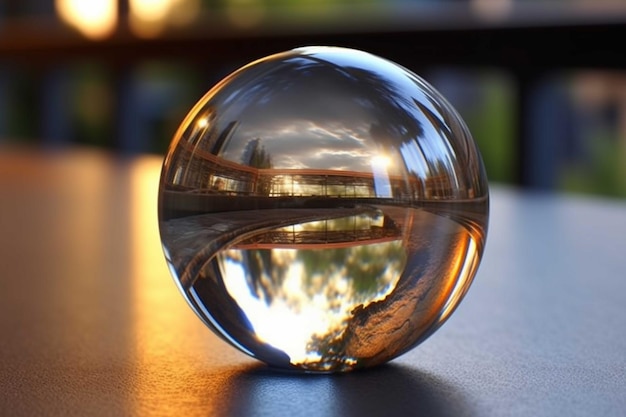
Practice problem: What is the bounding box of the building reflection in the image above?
[158,53,491,369]
[160,50,490,208]
[162,127,466,211]
[232,212,402,250]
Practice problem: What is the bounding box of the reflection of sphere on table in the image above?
[158,46,489,372]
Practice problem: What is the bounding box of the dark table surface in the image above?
[1,148,625,417]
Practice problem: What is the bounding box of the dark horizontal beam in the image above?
[1,16,625,72]
[1,9,625,189]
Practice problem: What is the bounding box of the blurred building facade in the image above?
[1,0,625,197]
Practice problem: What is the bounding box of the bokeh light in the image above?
[129,0,201,38]
[55,0,118,40]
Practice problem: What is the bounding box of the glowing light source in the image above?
[157,46,490,372]
[196,117,209,128]
[56,0,117,40]
[129,0,200,38]
[371,154,393,198]
[220,242,403,366]
[371,155,391,169]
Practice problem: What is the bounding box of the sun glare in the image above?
[219,242,403,366]
[196,117,209,128]
[371,155,391,169]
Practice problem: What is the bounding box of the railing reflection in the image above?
[232,213,403,250]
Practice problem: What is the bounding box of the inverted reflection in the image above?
[159,47,489,372]
[161,201,485,371]
[218,212,405,366]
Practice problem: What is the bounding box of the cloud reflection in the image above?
[194,48,429,175]
[164,47,489,201]
[158,47,490,373]
[222,120,374,171]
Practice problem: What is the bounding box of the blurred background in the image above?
[0,0,625,197]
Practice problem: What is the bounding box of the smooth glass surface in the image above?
[158,46,489,372]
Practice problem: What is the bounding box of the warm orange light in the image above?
[196,117,209,128]
[131,0,171,23]
[56,0,117,40]
[129,0,200,38]
[371,155,391,169]
[129,156,211,413]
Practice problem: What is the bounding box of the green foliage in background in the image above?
[4,69,38,142]
[464,75,516,184]
[71,65,113,148]
[561,132,626,198]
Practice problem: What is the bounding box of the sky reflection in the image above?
[219,237,406,367]
[161,47,489,202]
[221,120,376,171]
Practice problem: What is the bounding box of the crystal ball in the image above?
[158,46,489,372]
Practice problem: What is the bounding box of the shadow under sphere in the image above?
[219,364,474,417]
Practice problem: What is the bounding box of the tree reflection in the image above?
[220,211,407,369]
[298,240,407,370]
[241,138,272,169]
[296,242,406,300]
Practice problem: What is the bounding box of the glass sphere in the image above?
[158,46,489,373]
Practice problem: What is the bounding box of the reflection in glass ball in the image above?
[158,46,489,372]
